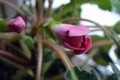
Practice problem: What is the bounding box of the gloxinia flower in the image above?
[51,24,92,55]
[8,16,25,33]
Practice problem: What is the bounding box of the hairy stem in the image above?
[29,0,37,26]
[6,44,30,61]
[0,50,29,66]
[92,40,111,49]
[79,49,98,67]
[0,56,23,69]
[43,40,73,70]
[36,33,43,80]
[44,0,53,19]
[36,0,43,27]
[43,40,79,80]
[0,0,30,21]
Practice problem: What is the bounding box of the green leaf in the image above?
[91,35,103,43]
[43,48,54,63]
[65,67,100,80]
[43,18,61,27]
[88,0,112,10]
[20,40,31,59]
[110,63,120,80]
[106,74,117,80]
[0,32,20,46]
[45,59,66,78]
[33,36,37,44]
[93,48,113,66]
[43,18,61,40]
[20,5,32,15]
[75,7,81,18]
[53,0,112,20]
[12,69,28,80]
[110,0,120,13]
[0,20,8,33]
[115,47,120,58]
[113,21,120,34]
[12,68,34,80]
[53,3,73,19]
[44,26,55,40]
[42,62,52,76]
[23,36,34,49]
[110,30,120,41]
[76,0,112,10]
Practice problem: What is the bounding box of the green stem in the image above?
[71,0,76,17]
[19,40,31,59]
[71,68,79,80]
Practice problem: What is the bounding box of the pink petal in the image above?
[85,36,92,51]
[74,36,92,55]
[51,23,92,55]
[51,24,71,33]
[64,42,84,50]
[68,25,89,37]
[8,16,25,33]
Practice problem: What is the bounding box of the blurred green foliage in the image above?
[65,67,100,80]
[0,0,120,80]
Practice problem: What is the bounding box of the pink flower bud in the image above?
[8,16,26,33]
[51,24,92,55]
